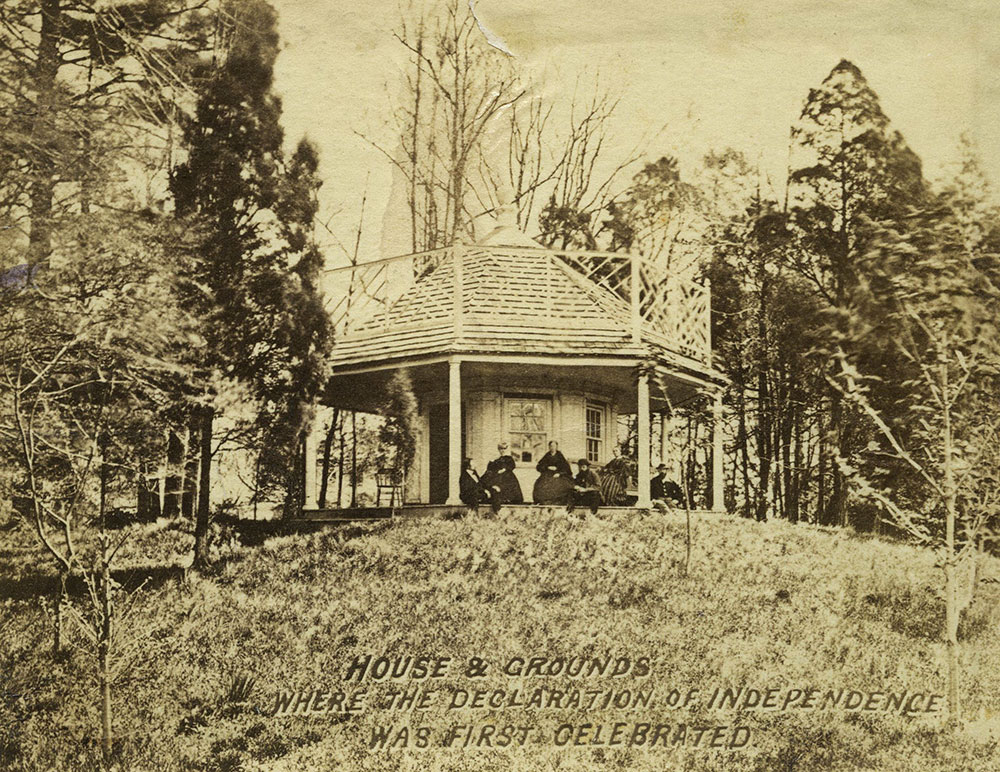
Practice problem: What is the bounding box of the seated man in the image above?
[651,463,685,508]
[459,458,496,511]
[567,458,602,515]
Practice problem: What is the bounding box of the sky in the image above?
[270,0,1000,266]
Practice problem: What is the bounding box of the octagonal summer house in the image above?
[306,211,725,512]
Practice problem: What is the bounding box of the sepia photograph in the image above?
[1,1,999,769]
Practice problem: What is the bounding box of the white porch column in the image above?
[712,390,725,512]
[304,429,318,509]
[659,412,670,467]
[447,358,462,505]
[636,372,651,508]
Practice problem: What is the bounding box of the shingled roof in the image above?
[331,245,648,367]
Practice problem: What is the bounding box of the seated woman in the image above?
[599,446,634,506]
[532,440,574,504]
[482,442,524,509]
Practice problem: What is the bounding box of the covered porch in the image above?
[304,352,724,513]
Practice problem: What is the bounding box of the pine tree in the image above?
[709,196,824,522]
[170,0,331,567]
[0,1,211,260]
[788,59,927,526]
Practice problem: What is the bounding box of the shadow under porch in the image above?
[308,355,724,513]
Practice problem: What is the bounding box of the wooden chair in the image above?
[375,468,404,507]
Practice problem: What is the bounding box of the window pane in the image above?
[511,432,546,463]
[585,403,603,463]
[507,397,550,463]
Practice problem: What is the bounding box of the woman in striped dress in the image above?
[599,447,634,506]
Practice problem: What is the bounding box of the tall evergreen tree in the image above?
[709,197,824,522]
[170,0,331,568]
[788,59,927,526]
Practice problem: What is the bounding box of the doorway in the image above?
[428,402,466,504]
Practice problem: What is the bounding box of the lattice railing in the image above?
[639,267,711,361]
[503,247,711,363]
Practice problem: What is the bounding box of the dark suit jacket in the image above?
[652,474,683,505]
[573,468,601,490]
[651,474,666,501]
[460,469,484,506]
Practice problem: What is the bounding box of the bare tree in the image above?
[378,0,523,251]
[0,214,195,650]
[499,78,648,246]
[828,208,1000,726]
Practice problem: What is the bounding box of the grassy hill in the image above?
[2,507,999,771]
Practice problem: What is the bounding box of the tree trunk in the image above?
[252,451,261,520]
[28,0,61,262]
[704,420,713,509]
[337,414,346,508]
[350,411,358,508]
[150,479,162,519]
[98,445,113,759]
[738,375,751,517]
[755,247,771,522]
[684,414,694,508]
[53,569,67,654]
[163,430,184,518]
[193,406,213,571]
[789,399,803,524]
[830,391,848,528]
[318,409,338,508]
[137,468,151,519]
[945,555,960,726]
[817,412,826,524]
[941,375,960,727]
[182,418,199,518]
[755,376,771,522]
[282,436,305,518]
[99,555,112,760]
[829,137,852,531]
[781,394,793,520]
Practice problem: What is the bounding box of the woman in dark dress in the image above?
[483,442,524,507]
[532,441,574,504]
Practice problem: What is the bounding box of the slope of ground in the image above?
[1,508,999,771]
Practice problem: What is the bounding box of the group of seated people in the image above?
[460,440,685,515]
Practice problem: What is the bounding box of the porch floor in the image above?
[295,503,716,523]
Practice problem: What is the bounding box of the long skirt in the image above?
[483,470,524,505]
[532,473,574,504]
